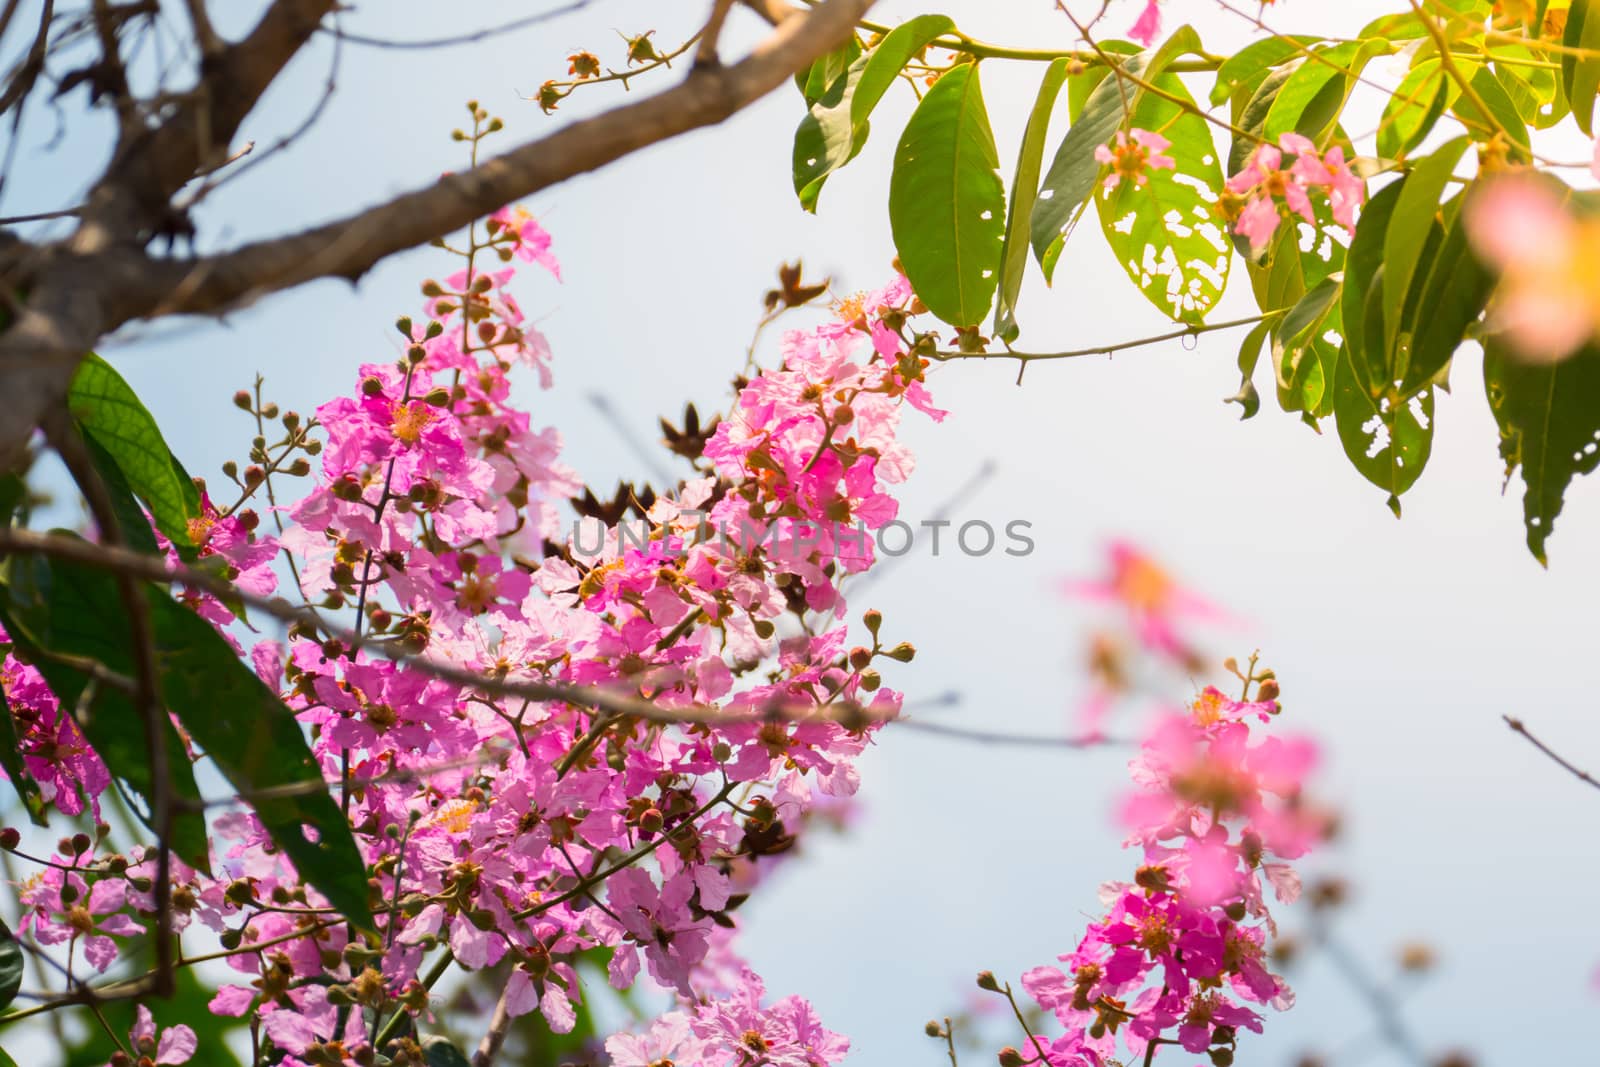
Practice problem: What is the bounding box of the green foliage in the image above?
[67,355,202,559]
[995,57,1072,343]
[1032,27,1204,283]
[1562,0,1600,133]
[1485,341,1600,564]
[792,15,955,211]
[889,61,1005,327]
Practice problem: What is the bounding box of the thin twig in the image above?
[1503,715,1600,793]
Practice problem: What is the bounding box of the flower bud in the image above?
[859,669,881,692]
[862,609,882,635]
[883,641,916,663]
[1209,1050,1234,1066]
[998,1048,1025,1067]
[232,390,253,410]
[638,807,664,835]
[924,1021,944,1038]
[424,388,452,407]
[848,646,872,671]
[1257,678,1280,702]
[975,970,1000,992]
[0,828,18,851]
[752,618,776,640]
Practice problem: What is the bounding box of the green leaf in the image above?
[994,57,1071,344]
[1382,137,1470,359]
[1453,65,1532,160]
[0,920,23,1012]
[1093,74,1230,323]
[1377,60,1455,160]
[1273,276,1342,415]
[67,355,201,557]
[1492,43,1566,128]
[889,62,1005,327]
[1262,39,1391,144]
[1484,340,1600,564]
[82,434,161,557]
[1395,205,1493,394]
[0,553,212,870]
[1209,36,1321,107]
[145,578,373,928]
[1562,0,1600,134]
[1229,65,1295,177]
[795,37,863,106]
[1334,346,1436,514]
[1032,26,1205,281]
[1341,179,1405,393]
[793,15,955,211]
[1226,318,1272,419]
[0,688,47,827]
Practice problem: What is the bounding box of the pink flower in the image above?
[1466,173,1600,362]
[121,1004,198,1066]
[1129,0,1161,46]
[1094,128,1176,191]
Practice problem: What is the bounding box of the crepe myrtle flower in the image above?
[1095,128,1176,192]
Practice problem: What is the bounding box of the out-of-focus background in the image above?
[5,0,1599,1062]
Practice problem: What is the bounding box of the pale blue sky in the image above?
[5,1,1599,1063]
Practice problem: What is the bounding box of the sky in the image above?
[5,1,1600,1064]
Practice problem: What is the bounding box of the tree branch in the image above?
[118,0,872,317]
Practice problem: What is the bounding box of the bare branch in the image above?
[323,0,592,50]
[1503,715,1600,793]
[696,0,738,68]
[119,0,873,316]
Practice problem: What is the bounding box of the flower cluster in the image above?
[1225,132,1366,256]
[4,175,944,1062]
[1011,677,1328,1066]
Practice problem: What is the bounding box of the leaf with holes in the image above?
[0,552,212,871]
[995,57,1071,343]
[1485,340,1600,564]
[1334,346,1435,515]
[793,14,955,212]
[68,355,201,558]
[889,62,1005,327]
[1093,74,1230,324]
[1032,26,1204,282]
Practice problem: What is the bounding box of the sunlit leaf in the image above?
[889,62,1005,327]
[995,57,1071,343]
